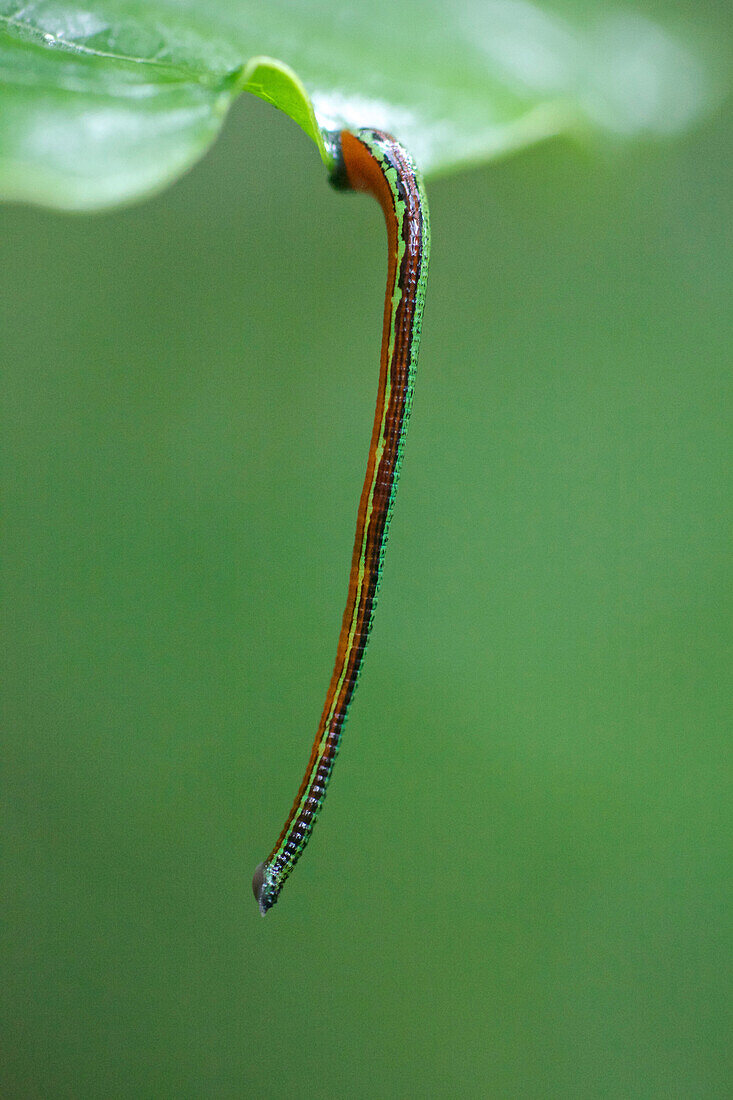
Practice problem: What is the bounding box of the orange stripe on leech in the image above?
[340,131,400,360]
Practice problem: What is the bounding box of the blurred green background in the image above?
[2,58,731,1100]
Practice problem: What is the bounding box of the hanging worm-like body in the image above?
[253,129,430,914]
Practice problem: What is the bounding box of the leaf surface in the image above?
[0,0,719,209]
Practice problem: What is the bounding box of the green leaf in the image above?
[0,1,721,210]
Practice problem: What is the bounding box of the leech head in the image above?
[252,861,280,916]
[252,862,269,916]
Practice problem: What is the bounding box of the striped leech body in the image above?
[253,129,430,914]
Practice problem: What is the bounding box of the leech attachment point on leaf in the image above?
[253,128,430,915]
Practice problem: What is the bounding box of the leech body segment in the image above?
[253,129,430,914]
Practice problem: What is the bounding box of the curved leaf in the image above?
[0,0,721,210]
